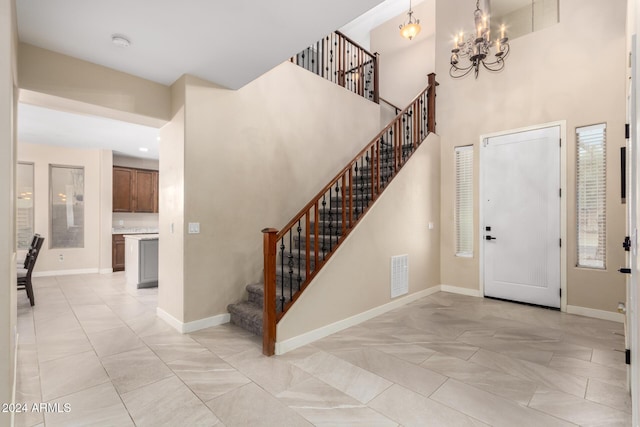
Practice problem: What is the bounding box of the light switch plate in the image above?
[188,222,200,234]
[428,222,434,230]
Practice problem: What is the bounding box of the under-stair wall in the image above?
[276,132,441,354]
[158,61,381,325]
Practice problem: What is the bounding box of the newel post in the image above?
[262,228,278,356]
[427,73,439,133]
[373,52,380,104]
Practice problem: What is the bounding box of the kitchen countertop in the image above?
[112,227,159,234]
[123,233,159,240]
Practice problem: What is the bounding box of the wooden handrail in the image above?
[379,97,402,113]
[262,75,438,356]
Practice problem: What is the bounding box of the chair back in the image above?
[24,236,45,278]
[22,234,41,268]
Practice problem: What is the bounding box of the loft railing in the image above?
[261,74,438,355]
[290,31,379,104]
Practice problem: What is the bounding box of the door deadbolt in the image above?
[485,235,497,240]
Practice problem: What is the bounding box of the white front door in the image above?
[483,126,561,308]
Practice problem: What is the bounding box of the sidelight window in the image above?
[576,123,606,269]
[455,146,474,257]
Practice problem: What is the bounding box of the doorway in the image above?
[481,125,562,308]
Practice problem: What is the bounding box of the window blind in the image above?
[576,123,606,269]
[455,146,474,257]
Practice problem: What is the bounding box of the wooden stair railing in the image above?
[290,31,379,104]
[262,74,438,356]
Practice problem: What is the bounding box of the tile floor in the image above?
[15,273,632,426]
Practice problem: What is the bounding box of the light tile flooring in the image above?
[15,273,632,426]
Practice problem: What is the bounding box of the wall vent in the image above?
[390,254,409,298]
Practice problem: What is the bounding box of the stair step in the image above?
[246,282,295,312]
[278,249,325,268]
[294,234,341,250]
[308,221,344,234]
[228,301,262,336]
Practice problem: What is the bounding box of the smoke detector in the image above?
[111,34,131,48]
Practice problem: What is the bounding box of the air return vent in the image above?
[391,254,409,298]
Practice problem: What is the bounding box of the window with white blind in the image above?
[455,146,474,257]
[576,123,606,269]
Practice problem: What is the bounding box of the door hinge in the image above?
[559,138,562,147]
[559,188,562,197]
[625,123,630,139]
[559,238,562,247]
[559,288,562,297]
[626,349,631,365]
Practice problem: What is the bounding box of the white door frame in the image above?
[478,121,568,312]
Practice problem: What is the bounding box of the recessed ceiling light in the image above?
[139,147,149,152]
[111,34,131,48]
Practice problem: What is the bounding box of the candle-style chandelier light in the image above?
[450,0,510,79]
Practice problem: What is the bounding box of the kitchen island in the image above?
[124,234,159,288]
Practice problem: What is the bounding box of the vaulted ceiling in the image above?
[17,0,385,89]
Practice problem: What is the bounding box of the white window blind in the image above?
[455,146,474,257]
[576,123,606,269]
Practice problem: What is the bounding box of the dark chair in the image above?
[17,234,40,269]
[17,236,44,306]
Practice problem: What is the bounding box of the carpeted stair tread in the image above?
[228,301,262,336]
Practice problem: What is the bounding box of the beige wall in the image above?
[158,76,186,322]
[18,142,105,274]
[159,62,382,324]
[18,43,170,127]
[278,133,441,341]
[99,149,113,273]
[370,0,436,108]
[437,0,626,312]
[0,0,17,421]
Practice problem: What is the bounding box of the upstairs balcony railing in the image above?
[262,74,438,355]
[291,31,379,104]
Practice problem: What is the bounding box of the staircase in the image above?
[227,143,407,336]
[226,30,438,355]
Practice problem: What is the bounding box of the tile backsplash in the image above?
[113,212,159,229]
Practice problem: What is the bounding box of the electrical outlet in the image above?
[58,254,64,262]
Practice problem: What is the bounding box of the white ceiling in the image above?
[18,103,160,159]
[16,0,384,89]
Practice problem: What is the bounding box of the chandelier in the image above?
[399,0,421,40]
[450,0,510,78]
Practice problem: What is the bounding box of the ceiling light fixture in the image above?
[139,147,149,152]
[450,0,510,79]
[111,34,131,48]
[399,0,421,40]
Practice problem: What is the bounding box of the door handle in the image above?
[485,235,497,241]
[618,267,632,274]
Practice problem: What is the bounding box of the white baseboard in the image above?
[566,305,624,323]
[99,268,114,274]
[275,286,440,355]
[33,268,99,277]
[182,313,230,333]
[440,284,483,297]
[156,307,230,333]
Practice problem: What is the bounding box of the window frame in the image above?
[575,123,607,269]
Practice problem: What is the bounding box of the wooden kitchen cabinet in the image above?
[112,234,125,271]
[112,167,159,213]
[113,167,135,212]
[134,170,155,213]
